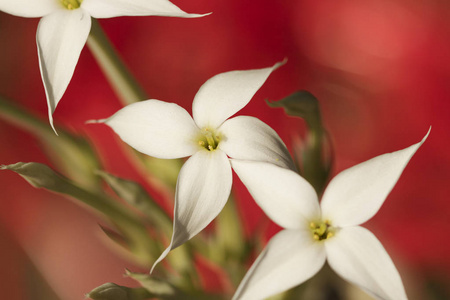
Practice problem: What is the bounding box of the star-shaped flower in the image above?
[230,130,429,300]
[0,0,207,131]
[94,61,295,271]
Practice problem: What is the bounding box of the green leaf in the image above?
[267,91,332,195]
[96,170,172,235]
[266,91,322,130]
[1,162,158,265]
[126,271,189,300]
[99,225,128,249]
[0,96,100,190]
[87,283,151,300]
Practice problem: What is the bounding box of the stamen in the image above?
[205,131,216,149]
[197,127,222,151]
[60,0,82,10]
[310,220,335,241]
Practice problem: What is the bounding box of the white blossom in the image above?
[94,61,295,271]
[230,129,430,300]
[0,0,207,131]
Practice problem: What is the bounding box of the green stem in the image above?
[87,18,148,105]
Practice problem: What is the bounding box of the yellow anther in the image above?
[60,0,82,10]
[310,220,335,241]
[197,127,222,151]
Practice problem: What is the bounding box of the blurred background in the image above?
[0,0,449,299]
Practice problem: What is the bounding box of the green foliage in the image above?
[267,91,332,194]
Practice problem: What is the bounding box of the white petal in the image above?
[37,9,91,130]
[0,0,59,17]
[103,100,199,159]
[321,129,430,227]
[219,116,295,170]
[192,60,286,129]
[233,229,326,300]
[326,226,407,300]
[82,0,209,18]
[230,160,320,229]
[151,150,232,272]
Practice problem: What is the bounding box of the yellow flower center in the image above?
[60,0,82,10]
[310,220,335,241]
[197,128,222,151]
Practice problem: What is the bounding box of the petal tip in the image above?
[421,126,431,143]
[192,12,212,18]
[409,126,431,154]
[85,118,107,125]
[150,246,171,274]
[273,58,288,70]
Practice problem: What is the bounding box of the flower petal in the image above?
[321,129,430,227]
[230,160,320,229]
[0,0,59,17]
[233,229,326,300]
[37,9,91,131]
[102,100,199,159]
[82,0,209,18]
[192,60,286,129]
[151,150,232,272]
[326,226,407,300]
[219,116,295,170]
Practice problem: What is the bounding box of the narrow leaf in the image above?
[1,162,158,265]
[96,170,172,235]
[0,96,100,190]
[87,282,151,300]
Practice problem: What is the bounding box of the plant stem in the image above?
[87,18,148,105]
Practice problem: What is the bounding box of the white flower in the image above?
[0,0,207,131]
[230,129,430,300]
[95,61,295,271]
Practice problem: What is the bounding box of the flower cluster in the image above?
[94,60,297,273]
[1,1,430,300]
[96,59,429,298]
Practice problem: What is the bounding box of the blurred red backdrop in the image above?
[1,0,449,299]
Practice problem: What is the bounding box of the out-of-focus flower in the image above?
[94,61,295,271]
[0,0,207,131]
[230,129,429,300]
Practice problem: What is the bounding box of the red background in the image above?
[1,0,449,299]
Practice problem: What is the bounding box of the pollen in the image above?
[310,220,334,241]
[60,0,82,10]
[197,127,222,151]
